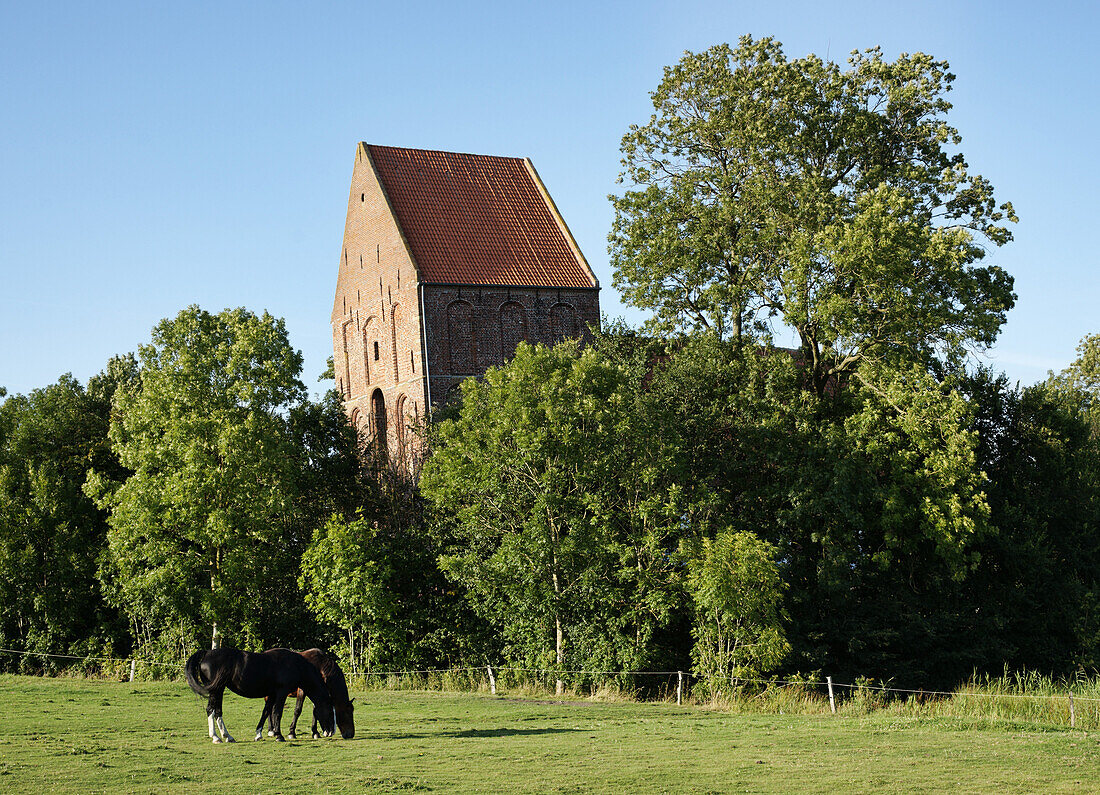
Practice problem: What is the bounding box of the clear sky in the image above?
[2,0,1096,398]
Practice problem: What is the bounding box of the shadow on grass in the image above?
[376,727,584,740]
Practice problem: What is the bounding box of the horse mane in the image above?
[302,647,351,704]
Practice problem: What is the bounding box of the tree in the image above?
[300,512,390,674]
[88,306,307,653]
[421,341,685,690]
[607,332,992,686]
[684,530,788,691]
[1049,333,1100,436]
[0,362,133,667]
[610,37,1016,395]
[956,371,1100,673]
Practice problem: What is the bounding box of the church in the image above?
[331,143,601,449]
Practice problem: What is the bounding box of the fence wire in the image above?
[2,646,1098,705]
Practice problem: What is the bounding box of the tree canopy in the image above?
[0,361,133,664]
[88,306,308,652]
[610,36,1017,394]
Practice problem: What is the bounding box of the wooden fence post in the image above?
[487,665,497,695]
[677,671,683,705]
[1069,692,1076,728]
[827,676,836,714]
[129,659,136,683]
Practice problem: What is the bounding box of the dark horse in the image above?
[185,647,335,743]
[267,648,355,739]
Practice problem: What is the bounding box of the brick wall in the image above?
[421,284,600,405]
[331,143,428,449]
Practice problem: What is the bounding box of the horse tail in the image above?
[185,650,212,698]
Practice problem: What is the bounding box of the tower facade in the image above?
[331,143,600,449]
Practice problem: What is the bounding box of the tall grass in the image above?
[343,667,1100,730]
[12,651,1099,731]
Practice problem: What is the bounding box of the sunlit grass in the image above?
[1,674,1097,793]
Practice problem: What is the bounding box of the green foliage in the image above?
[611,36,1016,394]
[1048,333,1100,437]
[953,371,1100,672]
[0,364,132,665]
[422,341,684,678]
[87,306,308,653]
[684,530,789,689]
[300,512,389,672]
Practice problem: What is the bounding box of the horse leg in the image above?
[268,693,289,742]
[208,689,235,743]
[255,697,275,741]
[287,691,305,739]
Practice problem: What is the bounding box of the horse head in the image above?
[314,698,336,737]
[334,697,355,739]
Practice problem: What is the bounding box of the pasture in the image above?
[0,675,1096,793]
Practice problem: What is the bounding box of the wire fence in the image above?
[2,646,1097,728]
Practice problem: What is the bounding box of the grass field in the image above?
[0,675,1098,793]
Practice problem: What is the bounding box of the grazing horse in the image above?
[280,648,355,740]
[185,647,335,743]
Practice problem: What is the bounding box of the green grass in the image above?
[0,675,1098,793]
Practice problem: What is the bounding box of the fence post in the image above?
[677,671,683,705]
[1069,692,1076,728]
[487,665,497,695]
[827,676,836,714]
[129,658,136,683]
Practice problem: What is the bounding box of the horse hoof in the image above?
[275,735,285,743]
[255,732,263,741]
[267,730,275,737]
[212,737,222,744]
[287,732,296,740]
[225,736,236,743]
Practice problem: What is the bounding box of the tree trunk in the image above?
[550,518,564,696]
[210,549,221,649]
[347,626,357,675]
[552,566,564,696]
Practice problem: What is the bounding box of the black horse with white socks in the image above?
[185,647,336,743]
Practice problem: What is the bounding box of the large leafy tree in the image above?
[421,341,685,689]
[0,360,134,666]
[611,37,1016,395]
[88,306,308,652]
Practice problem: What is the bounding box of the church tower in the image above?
[331,143,600,450]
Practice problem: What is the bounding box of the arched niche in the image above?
[499,301,528,362]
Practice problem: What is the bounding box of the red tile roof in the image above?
[365,144,596,289]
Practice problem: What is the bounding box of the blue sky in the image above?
[2,0,1096,397]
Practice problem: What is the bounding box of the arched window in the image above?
[371,389,387,452]
[549,303,576,342]
[361,316,378,386]
[499,301,528,362]
[447,300,475,374]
